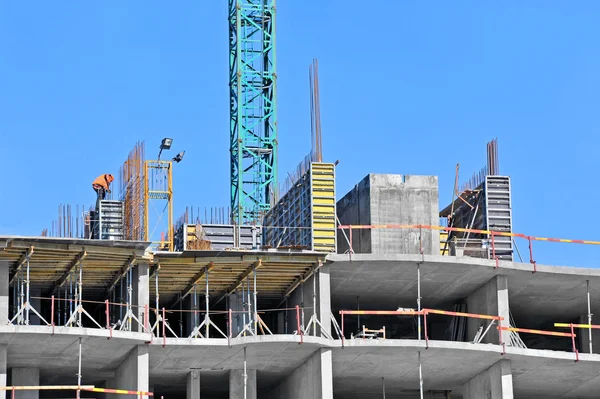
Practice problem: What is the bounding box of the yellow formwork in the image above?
[310,163,336,253]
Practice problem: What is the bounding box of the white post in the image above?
[418,351,424,399]
[25,259,30,325]
[417,264,422,340]
[587,280,593,354]
[243,347,247,399]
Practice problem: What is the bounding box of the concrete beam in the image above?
[266,348,333,399]
[106,345,149,399]
[229,369,256,399]
[186,371,200,399]
[466,275,510,345]
[10,368,40,399]
[462,359,513,399]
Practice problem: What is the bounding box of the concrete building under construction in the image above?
[3,135,600,398]
[4,2,600,399]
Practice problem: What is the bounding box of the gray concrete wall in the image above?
[336,175,372,254]
[0,261,8,324]
[336,174,439,255]
[266,349,333,399]
[462,359,513,399]
[229,369,256,399]
[10,368,39,399]
[106,345,149,399]
[186,371,200,399]
[465,276,510,345]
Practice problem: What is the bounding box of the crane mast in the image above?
[229,0,278,225]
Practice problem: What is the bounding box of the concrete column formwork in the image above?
[267,348,333,399]
[229,369,256,399]
[10,368,39,399]
[462,359,513,399]
[466,275,510,345]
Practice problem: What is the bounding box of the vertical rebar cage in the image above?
[229,0,278,225]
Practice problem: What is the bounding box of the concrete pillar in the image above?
[466,275,510,345]
[106,345,149,399]
[286,265,331,338]
[10,368,40,399]
[229,369,256,399]
[462,359,513,399]
[185,292,202,337]
[266,348,333,399]
[0,345,6,399]
[186,371,200,399]
[317,266,331,337]
[132,264,149,333]
[0,261,9,324]
[28,289,40,326]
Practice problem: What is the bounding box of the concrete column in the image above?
[286,265,331,338]
[229,369,256,399]
[0,261,9,324]
[462,359,513,399]
[132,264,149,333]
[0,345,6,399]
[317,266,331,337]
[184,294,199,337]
[106,345,149,399]
[466,275,510,344]
[186,371,200,399]
[10,368,40,399]
[266,348,333,399]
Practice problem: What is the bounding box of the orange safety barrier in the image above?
[0,385,153,399]
[499,325,579,361]
[423,308,503,349]
[338,223,600,271]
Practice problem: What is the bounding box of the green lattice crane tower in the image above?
[229,0,278,225]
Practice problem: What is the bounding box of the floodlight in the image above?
[160,138,173,150]
[172,151,185,163]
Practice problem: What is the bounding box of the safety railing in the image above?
[338,223,600,270]
[4,295,334,347]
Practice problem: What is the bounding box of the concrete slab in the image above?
[328,254,600,329]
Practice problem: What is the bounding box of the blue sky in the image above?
[1,1,599,267]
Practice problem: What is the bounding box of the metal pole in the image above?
[253,266,257,335]
[193,285,198,331]
[77,337,82,399]
[418,351,424,399]
[587,280,593,354]
[313,268,318,336]
[78,261,83,326]
[25,259,30,324]
[382,377,386,399]
[206,268,210,338]
[246,276,251,332]
[417,264,421,340]
[128,268,133,331]
[243,346,248,399]
[19,269,24,324]
[156,271,160,337]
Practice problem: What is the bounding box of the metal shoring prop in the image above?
[303,263,332,339]
[25,257,30,324]
[246,275,251,332]
[11,257,49,326]
[418,351,424,399]
[243,346,248,399]
[588,280,593,354]
[65,261,101,329]
[153,270,160,337]
[417,263,422,340]
[76,337,82,399]
[117,267,145,332]
[189,267,227,339]
[382,377,386,399]
[253,265,258,335]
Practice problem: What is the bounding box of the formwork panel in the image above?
[264,162,336,253]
